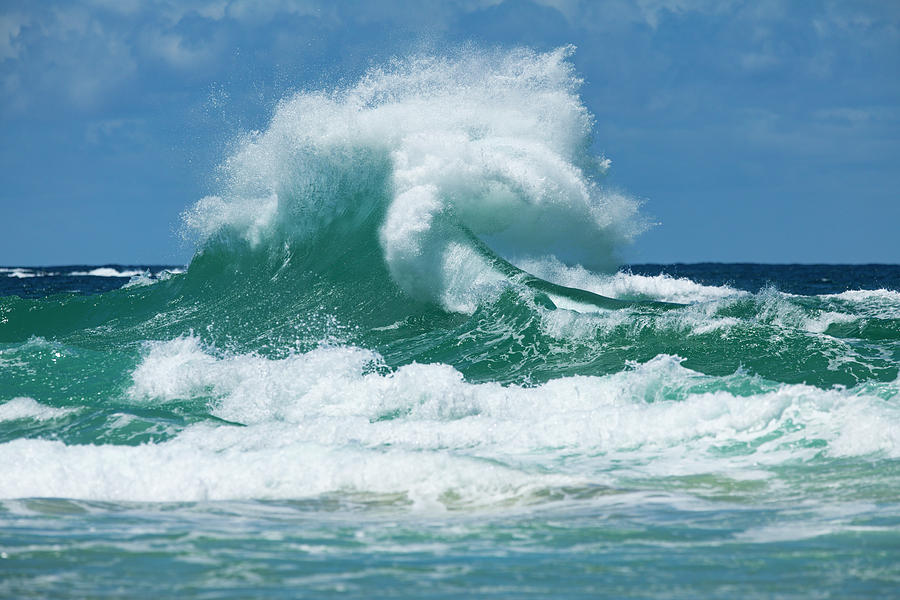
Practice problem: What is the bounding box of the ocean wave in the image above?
[184,46,643,314]
[128,337,900,460]
[1,337,896,504]
[0,397,74,422]
[68,268,147,277]
[517,257,744,305]
[1,268,40,278]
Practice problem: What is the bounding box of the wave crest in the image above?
[184,46,645,312]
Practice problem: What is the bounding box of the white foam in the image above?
[519,258,743,304]
[802,310,858,333]
[129,339,900,461]
[825,289,900,303]
[3,337,893,503]
[122,271,155,288]
[734,522,837,544]
[122,268,183,289]
[538,293,743,340]
[1,267,37,278]
[1,266,178,279]
[820,289,900,320]
[748,287,900,334]
[69,268,146,277]
[185,47,644,313]
[183,193,278,248]
[0,433,580,506]
[0,397,74,422]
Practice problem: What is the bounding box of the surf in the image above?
[182,45,644,316]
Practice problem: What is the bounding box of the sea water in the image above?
[1,48,898,598]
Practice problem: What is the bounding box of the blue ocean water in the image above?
[2,48,899,598]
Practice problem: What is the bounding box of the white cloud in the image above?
[141,29,220,69]
[533,0,743,30]
[636,0,741,29]
[814,106,897,125]
[740,50,779,71]
[1,70,25,111]
[86,0,225,21]
[0,12,29,60]
[84,117,147,145]
[193,1,229,20]
[85,0,145,15]
[0,5,138,112]
[225,0,323,23]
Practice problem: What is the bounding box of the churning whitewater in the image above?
[1,47,899,597]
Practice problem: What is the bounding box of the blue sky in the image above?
[1,0,898,265]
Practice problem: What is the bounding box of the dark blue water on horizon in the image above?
[4,263,899,299]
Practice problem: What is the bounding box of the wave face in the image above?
[1,47,899,598]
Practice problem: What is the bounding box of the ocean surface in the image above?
[2,48,899,598]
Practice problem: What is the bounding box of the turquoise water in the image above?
[2,48,899,597]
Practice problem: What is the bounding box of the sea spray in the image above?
[185,46,643,313]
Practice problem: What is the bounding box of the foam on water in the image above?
[826,289,900,302]
[68,268,146,277]
[1,266,184,284]
[821,289,900,320]
[519,257,743,304]
[0,433,581,507]
[122,269,182,288]
[1,268,39,278]
[0,397,74,422]
[3,334,895,504]
[130,337,900,459]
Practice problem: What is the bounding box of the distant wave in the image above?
[1,266,185,278]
